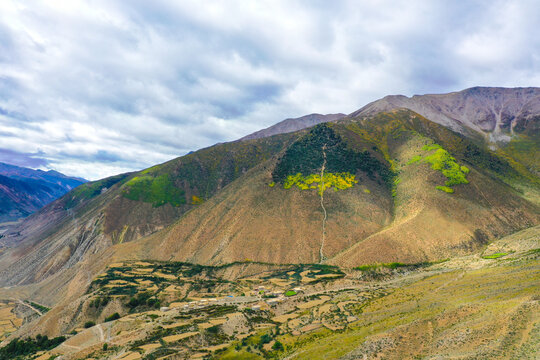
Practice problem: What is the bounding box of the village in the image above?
[159,284,306,313]
[14,260,380,359]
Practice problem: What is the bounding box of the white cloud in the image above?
[0,0,538,180]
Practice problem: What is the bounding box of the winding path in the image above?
[13,298,43,316]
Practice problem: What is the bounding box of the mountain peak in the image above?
[351,87,540,140]
[240,113,346,141]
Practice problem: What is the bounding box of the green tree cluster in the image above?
[0,335,66,359]
[273,124,393,185]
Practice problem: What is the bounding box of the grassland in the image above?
[64,173,130,209]
[121,174,186,207]
[405,143,470,193]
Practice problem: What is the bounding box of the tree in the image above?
[272,340,284,351]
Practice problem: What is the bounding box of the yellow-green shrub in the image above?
[283,172,358,195]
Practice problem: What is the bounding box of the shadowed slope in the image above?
[0,163,86,222]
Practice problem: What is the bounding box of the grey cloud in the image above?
[0,148,49,168]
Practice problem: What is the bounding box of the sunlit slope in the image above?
[126,158,393,265]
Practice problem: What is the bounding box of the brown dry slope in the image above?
[125,110,539,267]
[124,157,393,265]
[0,135,292,291]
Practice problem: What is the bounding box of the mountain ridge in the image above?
[351,86,540,141]
[240,113,345,140]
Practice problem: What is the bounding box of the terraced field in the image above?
[0,301,23,342]
[2,226,538,359]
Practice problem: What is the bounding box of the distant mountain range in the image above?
[0,162,86,222]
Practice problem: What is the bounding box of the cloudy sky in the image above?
[0,0,539,180]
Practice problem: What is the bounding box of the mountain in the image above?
[0,87,538,359]
[0,163,86,222]
[0,88,538,290]
[353,86,540,139]
[352,87,540,178]
[240,113,345,140]
[0,136,293,286]
[0,107,537,290]
[242,88,539,177]
[126,110,538,268]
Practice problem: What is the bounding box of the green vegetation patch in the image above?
[482,252,508,259]
[285,290,297,297]
[407,155,422,164]
[273,124,393,186]
[436,185,454,193]
[126,292,160,311]
[65,173,129,209]
[408,143,470,193]
[283,172,358,195]
[89,296,110,309]
[421,144,469,186]
[191,195,204,205]
[84,321,95,328]
[355,260,447,272]
[0,335,66,360]
[28,301,50,313]
[104,312,121,322]
[121,174,186,207]
[391,177,401,197]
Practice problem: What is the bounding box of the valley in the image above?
[0,87,539,359]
